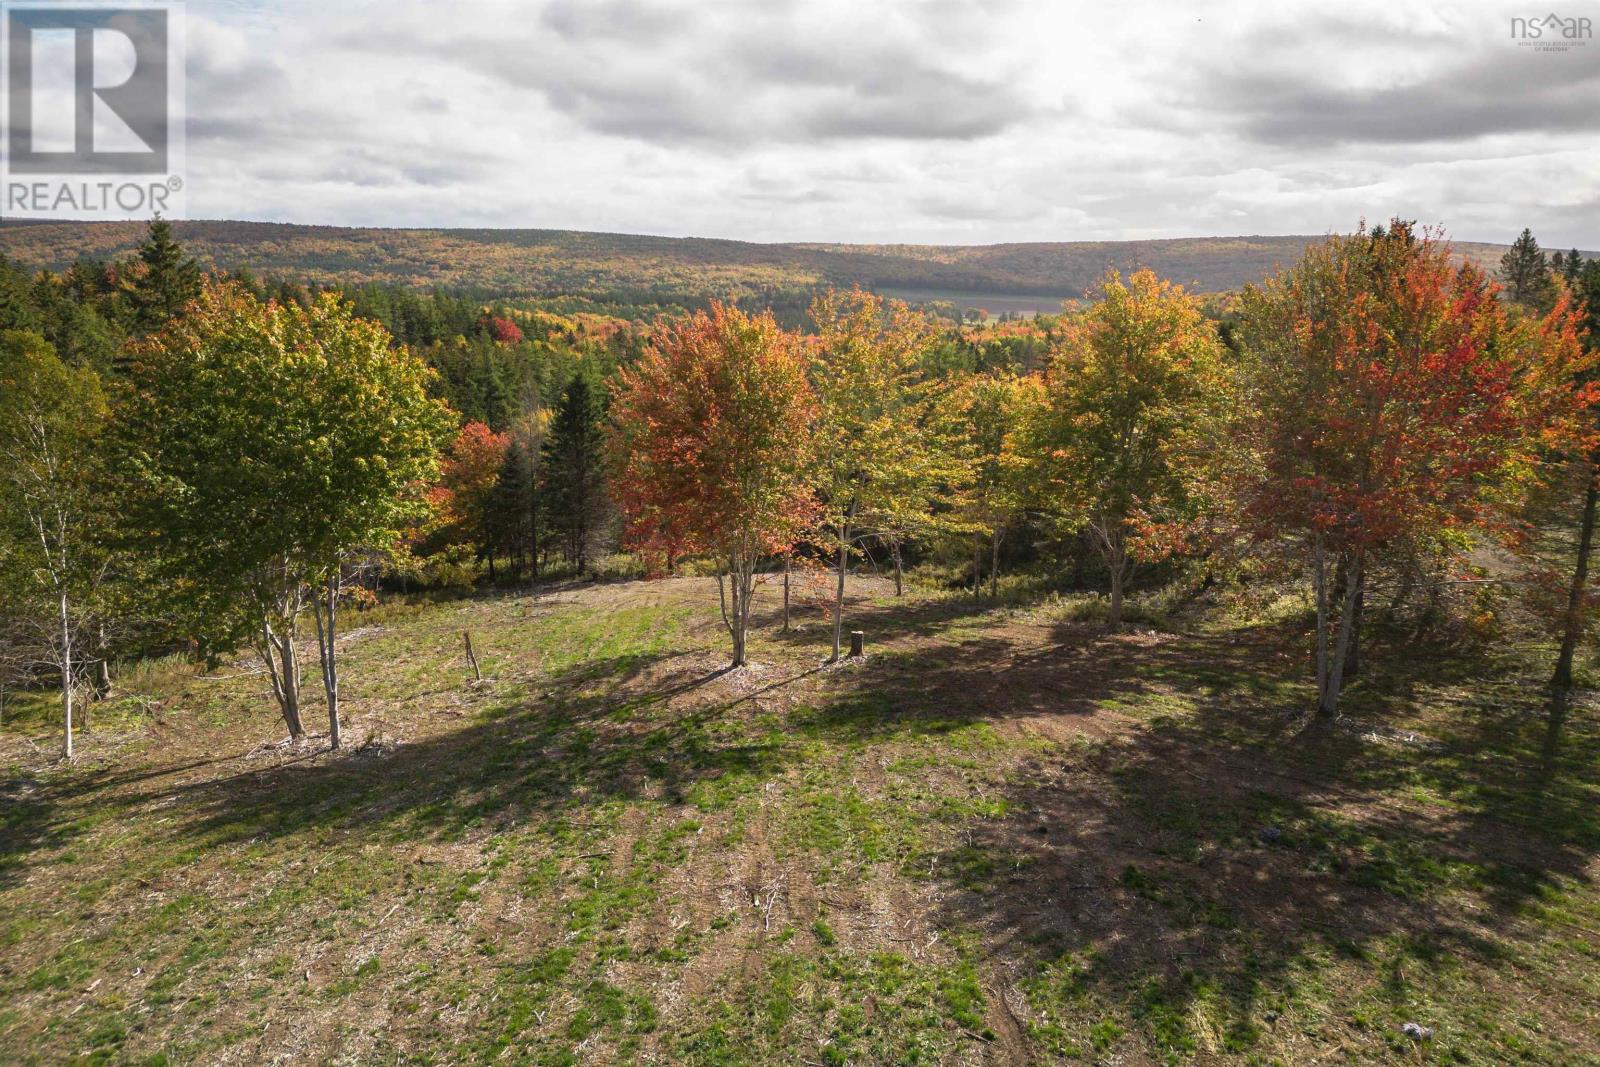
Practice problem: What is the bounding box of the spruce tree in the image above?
[475,348,518,432]
[127,217,202,333]
[1499,228,1554,309]
[1579,260,1600,346]
[541,376,609,573]
[487,436,540,581]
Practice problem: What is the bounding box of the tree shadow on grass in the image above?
[5,582,1597,1062]
[877,624,1600,1061]
[0,754,240,891]
[739,598,1600,1058]
[754,583,1026,653]
[72,650,828,859]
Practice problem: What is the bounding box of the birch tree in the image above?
[0,331,108,758]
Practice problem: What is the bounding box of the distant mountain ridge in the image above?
[0,220,1570,303]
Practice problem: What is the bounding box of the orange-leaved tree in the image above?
[1501,283,1599,692]
[434,421,510,574]
[610,303,815,667]
[1238,222,1591,718]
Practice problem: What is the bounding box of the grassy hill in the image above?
[2,575,1597,1064]
[0,221,1552,305]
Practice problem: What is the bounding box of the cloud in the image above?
[539,0,685,44]
[1196,49,1600,146]
[171,0,1600,248]
[345,0,1038,146]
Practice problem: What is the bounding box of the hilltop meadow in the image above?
[3,219,1600,1065]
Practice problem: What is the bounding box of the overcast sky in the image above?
[184,0,1600,246]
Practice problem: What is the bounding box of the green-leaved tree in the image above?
[1011,270,1233,627]
[120,285,453,745]
[0,331,108,758]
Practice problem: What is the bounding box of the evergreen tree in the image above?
[127,217,202,333]
[1580,259,1600,341]
[487,434,540,581]
[1499,228,1555,309]
[541,376,609,573]
[0,256,43,335]
[475,347,518,432]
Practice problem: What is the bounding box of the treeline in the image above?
[3,219,1598,762]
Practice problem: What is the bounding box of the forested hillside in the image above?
[0,220,1565,306]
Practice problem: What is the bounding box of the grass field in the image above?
[2,576,1597,1065]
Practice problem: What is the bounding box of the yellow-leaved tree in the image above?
[809,289,968,660]
[1010,270,1234,627]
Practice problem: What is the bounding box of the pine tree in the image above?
[127,218,202,333]
[541,376,609,573]
[1499,228,1555,309]
[1580,260,1600,341]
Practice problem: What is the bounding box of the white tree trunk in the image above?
[260,615,306,739]
[781,553,791,633]
[990,528,1002,600]
[716,549,756,667]
[1313,534,1330,711]
[832,523,849,663]
[972,533,983,599]
[313,575,341,749]
[59,590,73,760]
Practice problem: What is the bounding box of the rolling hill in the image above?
[0,220,1558,308]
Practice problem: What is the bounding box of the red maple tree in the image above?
[432,421,510,556]
[1239,223,1593,716]
[609,303,815,666]
[484,315,524,345]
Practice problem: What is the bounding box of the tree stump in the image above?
[848,631,865,658]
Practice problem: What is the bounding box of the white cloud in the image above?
[181,0,1600,247]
